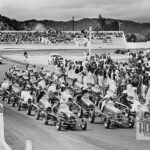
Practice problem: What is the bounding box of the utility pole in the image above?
[119,22,122,31]
[72,16,75,34]
[89,27,92,61]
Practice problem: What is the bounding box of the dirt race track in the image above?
[0,51,150,150]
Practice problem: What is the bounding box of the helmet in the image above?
[122,90,127,94]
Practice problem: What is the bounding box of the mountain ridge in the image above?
[0,14,150,35]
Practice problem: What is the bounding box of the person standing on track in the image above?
[24,51,28,62]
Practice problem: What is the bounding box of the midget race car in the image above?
[17,90,35,115]
[90,85,103,105]
[0,79,12,102]
[56,103,87,131]
[34,90,87,131]
[89,97,134,129]
[74,90,95,118]
[8,83,22,107]
[34,91,54,124]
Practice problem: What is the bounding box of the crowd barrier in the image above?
[0,104,11,150]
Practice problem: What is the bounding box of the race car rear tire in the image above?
[78,108,83,118]
[35,110,40,120]
[1,95,5,101]
[43,114,48,125]
[81,118,87,130]
[128,116,134,128]
[27,105,32,115]
[89,111,95,123]
[11,102,15,107]
[104,118,110,129]
[7,97,11,104]
[17,103,21,111]
[56,118,61,131]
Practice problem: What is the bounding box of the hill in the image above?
[0,14,150,35]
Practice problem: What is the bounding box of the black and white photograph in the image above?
[0,0,150,150]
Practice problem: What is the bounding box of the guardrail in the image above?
[0,103,11,150]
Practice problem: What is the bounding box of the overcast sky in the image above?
[0,0,150,22]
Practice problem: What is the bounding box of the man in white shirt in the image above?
[21,86,33,103]
[1,79,10,90]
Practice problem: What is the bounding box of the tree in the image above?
[145,32,150,41]
[97,14,106,30]
[126,33,137,42]
[111,21,119,31]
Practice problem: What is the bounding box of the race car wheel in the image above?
[81,118,87,130]
[89,111,95,123]
[1,95,5,101]
[128,116,134,128]
[7,97,11,104]
[56,118,61,131]
[104,118,110,129]
[43,114,48,125]
[35,110,40,120]
[27,105,32,115]
[17,103,21,111]
[11,102,15,107]
[78,108,83,118]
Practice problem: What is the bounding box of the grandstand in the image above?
[91,31,127,49]
[0,30,127,49]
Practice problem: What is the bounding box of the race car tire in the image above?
[27,104,32,115]
[43,114,48,125]
[56,118,61,131]
[7,97,11,104]
[104,118,110,129]
[35,110,40,120]
[78,108,83,118]
[17,103,21,111]
[81,118,87,130]
[128,116,134,128]
[89,111,95,123]
[11,102,15,107]
[1,95,5,101]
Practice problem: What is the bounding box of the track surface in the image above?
[0,58,150,150]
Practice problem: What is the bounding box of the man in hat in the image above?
[119,90,132,108]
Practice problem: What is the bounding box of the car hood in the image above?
[75,82,83,88]
[59,108,75,118]
[104,103,121,114]
[82,98,94,106]
[92,86,100,93]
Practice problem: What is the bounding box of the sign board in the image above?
[0,103,3,113]
[136,105,150,140]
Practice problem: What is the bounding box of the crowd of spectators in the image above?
[54,50,150,106]
[0,30,125,44]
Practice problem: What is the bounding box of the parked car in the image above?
[48,53,63,65]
